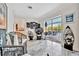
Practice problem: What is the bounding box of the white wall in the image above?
[61,4,79,51]
[6,5,14,45]
[7,6,14,33]
[39,3,79,51]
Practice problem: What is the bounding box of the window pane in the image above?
[44,16,63,35]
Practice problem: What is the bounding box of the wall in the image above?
[14,16,27,35]
[61,4,79,51]
[7,6,14,33]
[39,3,79,51]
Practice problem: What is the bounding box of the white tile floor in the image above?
[26,40,79,56]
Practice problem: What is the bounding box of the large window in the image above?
[44,16,63,35]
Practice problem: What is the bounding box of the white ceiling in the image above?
[7,3,61,18]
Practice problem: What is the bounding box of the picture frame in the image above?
[66,14,74,22]
[0,3,7,29]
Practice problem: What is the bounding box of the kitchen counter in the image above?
[26,40,79,56]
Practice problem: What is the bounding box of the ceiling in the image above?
[7,3,61,18]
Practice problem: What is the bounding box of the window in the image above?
[44,16,63,35]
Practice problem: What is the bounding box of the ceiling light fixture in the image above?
[28,6,32,9]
